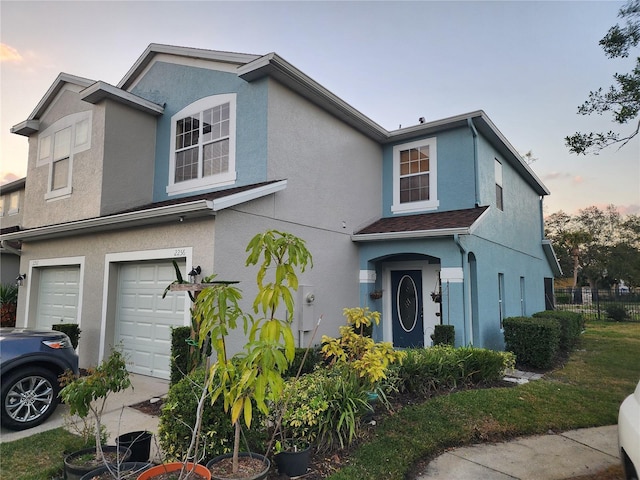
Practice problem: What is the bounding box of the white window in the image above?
[392,138,438,213]
[498,273,505,329]
[495,158,503,211]
[37,111,92,201]
[8,192,19,215]
[167,94,237,195]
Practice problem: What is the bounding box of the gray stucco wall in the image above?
[100,101,156,215]
[23,89,104,229]
[16,217,216,368]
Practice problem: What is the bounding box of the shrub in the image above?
[532,310,583,353]
[604,304,630,322]
[158,369,266,462]
[394,346,514,396]
[277,369,370,452]
[170,326,191,385]
[503,316,560,369]
[430,325,455,346]
[284,346,323,378]
[52,323,81,350]
[0,283,18,327]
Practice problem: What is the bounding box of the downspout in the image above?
[453,234,471,345]
[539,196,545,238]
[467,118,480,207]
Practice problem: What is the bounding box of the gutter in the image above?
[0,240,21,256]
[0,200,217,242]
[352,226,471,242]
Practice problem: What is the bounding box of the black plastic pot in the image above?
[64,446,131,480]
[274,441,311,477]
[206,452,270,480]
[116,431,152,463]
[79,461,153,480]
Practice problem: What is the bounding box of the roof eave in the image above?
[212,179,287,211]
[352,227,471,242]
[118,43,261,90]
[10,120,40,137]
[542,239,563,277]
[0,201,216,243]
[80,81,164,115]
[238,53,388,142]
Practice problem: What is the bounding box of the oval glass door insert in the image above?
[396,275,418,332]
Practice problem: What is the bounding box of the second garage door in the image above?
[115,260,186,379]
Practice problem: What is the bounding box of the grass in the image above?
[328,321,640,479]
[0,427,89,480]
[1,321,638,480]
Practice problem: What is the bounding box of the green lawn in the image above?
[2,321,638,480]
[329,321,640,479]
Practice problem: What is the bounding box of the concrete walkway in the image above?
[0,373,169,451]
[415,425,620,480]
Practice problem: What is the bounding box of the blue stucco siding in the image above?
[129,61,269,201]
[382,126,477,216]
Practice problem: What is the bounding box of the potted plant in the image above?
[273,438,312,477]
[194,230,312,480]
[59,348,133,480]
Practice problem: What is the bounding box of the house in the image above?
[3,44,561,379]
[0,177,25,285]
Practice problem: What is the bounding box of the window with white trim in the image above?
[37,111,92,200]
[392,138,438,213]
[495,158,503,211]
[167,94,237,195]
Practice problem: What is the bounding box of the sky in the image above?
[1,0,639,216]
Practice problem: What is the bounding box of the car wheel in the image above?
[1,367,60,430]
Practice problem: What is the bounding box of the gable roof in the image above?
[352,206,490,242]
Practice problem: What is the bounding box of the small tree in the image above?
[193,230,312,475]
[59,348,131,461]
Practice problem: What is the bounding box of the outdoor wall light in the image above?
[188,266,202,283]
[16,273,27,287]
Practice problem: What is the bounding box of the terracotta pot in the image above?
[79,462,153,480]
[136,462,211,480]
[206,453,270,480]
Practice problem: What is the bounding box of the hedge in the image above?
[430,325,455,346]
[503,316,560,369]
[394,345,515,396]
[532,310,583,353]
[52,323,81,350]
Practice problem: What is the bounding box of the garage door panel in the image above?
[36,266,80,329]
[116,260,185,380]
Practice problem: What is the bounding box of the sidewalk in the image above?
[415,425,620,480]
[0,373,169,450]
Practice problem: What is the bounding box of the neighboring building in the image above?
[0,177,25,285]
[2,44,561,378]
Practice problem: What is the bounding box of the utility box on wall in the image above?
[298,285,316,333]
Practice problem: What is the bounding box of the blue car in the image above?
[0,328,79,430]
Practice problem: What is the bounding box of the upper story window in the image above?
[495,158,503,211]
[392,137,438,214]
[0,192,20,217]
[37,111,92,201]
[167,94,237,196]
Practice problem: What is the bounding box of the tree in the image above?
[545,205,640,288]
[565,0,640,154]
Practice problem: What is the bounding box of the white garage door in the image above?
[36,266,80,329]
[116,260,186,379]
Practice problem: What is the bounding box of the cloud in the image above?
[1,172,21,185]
[0,43,23,63]
[542,171,586,185]
[617,204,640,216]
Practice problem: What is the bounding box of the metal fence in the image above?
[554,287,640,322]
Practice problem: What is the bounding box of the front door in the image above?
[391,270,424,348]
